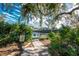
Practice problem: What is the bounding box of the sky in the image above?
[0,3,74,28]
[0,3,21,23]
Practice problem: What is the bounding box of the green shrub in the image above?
[0,22,32,47]
[48,31,61,55]
[48,26,79,56]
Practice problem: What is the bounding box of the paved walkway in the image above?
[21,39,50,56]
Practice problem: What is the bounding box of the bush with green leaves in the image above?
[0,21,32,47]
[48,26,79,56]
[48,31,61,55]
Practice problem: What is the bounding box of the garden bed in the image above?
[0,42,33,56]
[0,43,20,56]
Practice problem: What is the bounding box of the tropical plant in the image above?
[48,26,79,56]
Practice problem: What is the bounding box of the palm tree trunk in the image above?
[17,41,23,55]
[16,37,23,56]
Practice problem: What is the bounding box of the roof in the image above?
[33,29,58,33]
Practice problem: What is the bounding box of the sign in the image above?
[19,34,25,42]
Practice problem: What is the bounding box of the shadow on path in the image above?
[20,40,50,56]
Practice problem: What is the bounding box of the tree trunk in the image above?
[16,35,24,56]
[17,41,23,55]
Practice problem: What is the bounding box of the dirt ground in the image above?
[0,42,33,56]
[0,39,51,56]
[0,43,20,56]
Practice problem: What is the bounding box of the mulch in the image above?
[0,42,32,56]
[0,43,20,56]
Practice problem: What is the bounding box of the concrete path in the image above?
[21,39,50,56]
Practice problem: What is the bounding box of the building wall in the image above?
[32,32,40,39]
[32,32,48,39]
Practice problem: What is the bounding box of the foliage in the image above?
[21,3,63,28]
[48,31,61,55]
[0,20,32,47]
[48,26,79,56]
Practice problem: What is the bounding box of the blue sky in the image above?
[0,3,21,23]
[0,3,74,28]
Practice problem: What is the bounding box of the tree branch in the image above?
[54,6,79,19]
[38,9,53,16]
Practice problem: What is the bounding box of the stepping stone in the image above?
[32,41,44,47]
[41,52,49,55]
